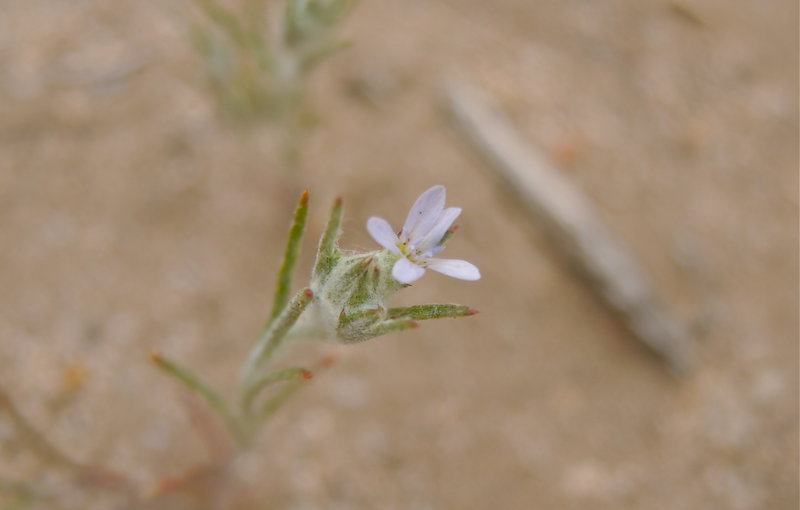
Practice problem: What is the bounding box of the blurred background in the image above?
[0,0,797,508]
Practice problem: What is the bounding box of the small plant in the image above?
[0,186,479,506]
[153,185,480,448]
[189,0,357,168]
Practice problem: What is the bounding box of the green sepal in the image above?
[312,197,343,282]
[339,317,418,344]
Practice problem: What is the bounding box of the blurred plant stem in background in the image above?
[0,386,134,507]
[0,477,35,510]
[189,0,357,171]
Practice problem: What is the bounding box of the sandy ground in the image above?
[0,0,797,509]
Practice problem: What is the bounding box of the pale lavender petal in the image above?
[367,216,400,253]
[426,258,481,281]
[401,185,446,241]
[422,244,445,258]
[392,257,426,284]
[416,207,461,253]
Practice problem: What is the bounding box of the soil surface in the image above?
[1,1,797,509]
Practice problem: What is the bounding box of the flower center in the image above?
[397,242,424,264]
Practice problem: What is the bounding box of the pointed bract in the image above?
[313,197,344,282]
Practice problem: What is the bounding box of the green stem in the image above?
[241,288,314,395]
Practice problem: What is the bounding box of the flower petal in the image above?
[392,257,426,284]
[367,216,400,253]
[417,207,461,253]
[426,258,481,281]
[401,185,445,241]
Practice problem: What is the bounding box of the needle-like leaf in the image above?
[268,190,309,327]
[150,351,245,446]
[241,366,312,414]
[387,304,477,321]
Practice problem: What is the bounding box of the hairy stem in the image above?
[241,288,314,398]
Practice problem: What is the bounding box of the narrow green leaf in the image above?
[241,366,312,414]
[253,376,310,428]
[150,352,245,446]
[387,304,477,321]
[268,190,309,326]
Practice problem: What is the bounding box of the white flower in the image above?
[366,185,481,284]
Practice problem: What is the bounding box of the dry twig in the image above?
[444,79,694,373]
